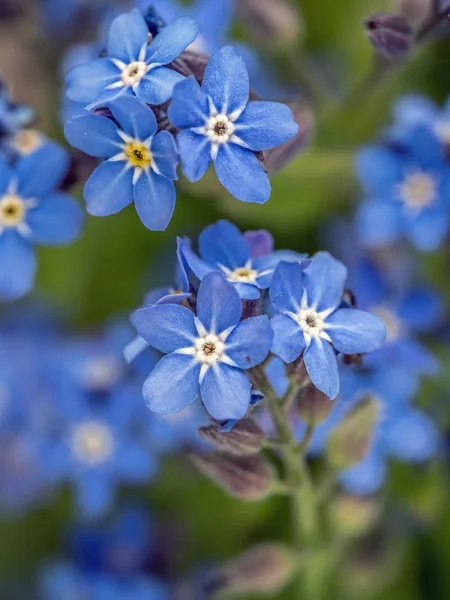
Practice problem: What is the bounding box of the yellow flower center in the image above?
[0,195,26,227]
[228,267,258,283]
[398,172,436,211]
[125,142,152,168]
[12,129,43,155]
[121,61,148,86]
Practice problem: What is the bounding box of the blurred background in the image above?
[1,0,450,598]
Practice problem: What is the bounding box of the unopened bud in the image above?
[198,419,266,456]
[296,383,336,425]
[330,493,380,538]
[393,0,431,24]
[238,0,303,50]
[363,14,412,59]
[327,397,380,469]
[205,544,295,596]
[190,451,274,500]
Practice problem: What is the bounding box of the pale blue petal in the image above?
[134,171,176,231]
[196,271,242,333]
[168,76,209,129]
[202,46,249,114]
[124,335,149,364]
[200,364,251,420]
[0,157,13,194]
[355,201,403,248]
[386,410,438,461]
[151,131,178,180]
[136,67,185,106]
[354,146,403,195]
[108,95,157,140]
[146,18,199,65]
[214,144,271,204]
[177,130,212,182]
[199,219,249,268]
[271,313,305,363]
[326,308,386,354]
[0,232,36,301]
[339,452,385,495]
[181,243,216,279]
[115,443,157,482]
[66,58,120,103]
[107,9,149,63]
[75,471,113,518]
[16,143,69,198]
[143,353,200,413]
[270,260,304,313]
[233,282,261,300]
[132,303,196,353]
[303,252,347,312]
[64,114,121,158]
[303,338,339,399]
[405,207,449,251]
[27,193,83,245]
[235,101,298,151]
[84,161,133,216]
[226,315,272,368]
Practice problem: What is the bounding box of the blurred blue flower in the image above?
[131,271,273,421]
[0,79,35,140]
[168,46,298,204]
[0,144,83,300]
[355,124,450,252]
[65,95,178,230]
[270,253,386,399]
[181,220,304,300]
[66,8,198,109]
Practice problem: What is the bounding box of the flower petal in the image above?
[270,260,304,313]
[200,364,251,420]
[64,114,121,158]
[133,170,176,231]
[202,45,249,114]
[168,76,209,129]
[27,193,84,245]
[115,442,157,482]
[225,315,272,368]
[235,101,298,151]
[84,161,133,216]
[0,232,36,301]
[0,157,13,194]
[143,353,200,414]
[16,143,69,198]
[196,271,242,334]
[66,58,120,104]
[151,131,178,180]
[255,251,304,289]
[303,337,339,399]
[405,207,449,252]
[107,9,149,63]
[385,409,438,461]
[108,95,157,140]
[233,282,261,300]
[131,303,197,353]
[136,67,185,106]
[355,146,403,195]
[303,251,348,312]
[326,308,386,354]
[198,219,250,269]
[214,144,271,204]
[271,313,305,363]
[75,470,113,518]
[146,17,199,65]
[177,130,212,182]
[355,201,403,248]
[180,242,216,280]
[339,452,385,495]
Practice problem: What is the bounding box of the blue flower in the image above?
[66,8,198,109]
[65,95,178,230]
[355,124,450,252]
[168,46,298,204]
[0,143,83,300]
[181,219,304,300]
[131,271,273,421]
[270,253,386,399]
[0,79,35,140]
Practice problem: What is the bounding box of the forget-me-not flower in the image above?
[65,95,178,230]
[0,144,83,300]
[270,252,386,399]
[131,271,273,421]
[65,8,199,109]
[181,219,304,299]
[168,46,298,204]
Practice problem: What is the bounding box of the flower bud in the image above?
[363,14,412,59]
[198,419,266,456]
[327,396,380,469]
[238,0,303,50]
[296,383,336,425]
[190,451,274,500]
[330,493,380,538]
[393,0,431,25]
[204,544,295,596]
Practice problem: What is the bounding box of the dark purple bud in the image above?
[204,544,295,596]
[198,419,266,455]
[238,0,303,49]
[190,451,274,500]
[363,13,412,59]
[244,230,274,258]
[296,383,336,425]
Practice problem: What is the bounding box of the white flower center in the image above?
[194,333,226,365]
[81,355,123,390]
[12,129,43,155]
[397,171,437,211]
[70,421,115,466]
[297,308,326,339]
[121,61,148,87]
[205,114,235,144]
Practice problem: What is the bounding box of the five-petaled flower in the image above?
[131,271,273,421]
[270,252,386,399]
[181,219,305,299]
[168,45,298,204]
[0,143,83,300]
[65,8,198,109]
[65,96,178,230]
